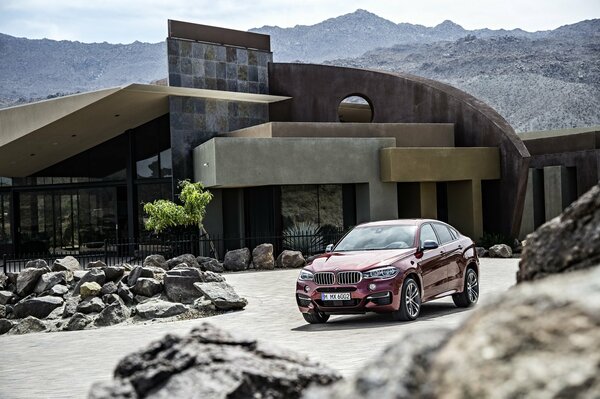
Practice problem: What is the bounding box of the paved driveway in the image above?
[0,258,519,398]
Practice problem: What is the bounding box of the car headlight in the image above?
[299,269,314,281]
[362,266,399,279]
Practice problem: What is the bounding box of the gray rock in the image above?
[94,298,130,327]
[0,304,5,318]
[87,260,107,269]
[64,312,92,331]
[52,256,81,272]
[16,266,50,296]
[144,254,168,270]
[13,296,64,319]
[104,266,125,282]
[163,268,203,303]
[276,250,306,268]
[135,299,188,319]
[45,305,65,320]
[88,323,340,399]
[102,293,122,305]
[101,281,118,296]
[134,295,150,304]
[0,290,15,305]
[73,270,87,281]
[0,272,7,290]
[77,297,105,314]
[73,268,106,294]
[519,183,600,282]
[34,271,66,293]
[80,281,102,298]
[197,256,224,273]
[166,254,200,270]
[127,265,144,286]
[252,243,275,270]
[7,316,46,335]
[116,282,134,306]
[0,319,14,334]
[223,248,251,271]
[50,284,68,296]
[62,296,80,318]
[488,244,513,258]
[194,282,247,310]
[131,278,163,297]
[25,259,49,269]
[475,246,489,258]
[126,265,161,286]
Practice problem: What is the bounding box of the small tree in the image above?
[143,180,213,236]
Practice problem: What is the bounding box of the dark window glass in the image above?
[137,183,172,233]
[433,223,453,244]
[280,185,343,231]
[160,149,172,178]
[419,224,438,247]
[0,192,11,244]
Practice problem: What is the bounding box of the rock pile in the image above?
[89,323,341,399]
[0,254,246,336]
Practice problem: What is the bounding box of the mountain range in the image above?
[0,9,598,132]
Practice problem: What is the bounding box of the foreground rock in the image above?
[223,248,251,271]
[252,243,275,269]
[519,183,600,282]
[135,299,187,319]
[194,282,247,310]
[277,250,306,268]
[89,323,341,399]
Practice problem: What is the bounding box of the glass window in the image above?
[160,149,172,178]
[419,224,438,247]
[335,225,417,251]
[0,193,11,244]
[433,223,454,244]
[136,155,160,179]
[280,184,343,231]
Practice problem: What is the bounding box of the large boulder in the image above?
[196,256,224,273]
[94,297,130,327]
[7,316,46,335]
[73,269,106,294]
[143,254,168,270]
[0,319,14,335]
[276,250,306,268]
[127,266,163,286]
[223,248,251,271]
[101,281,118,296]
[116,282,134,306]
[135,299,188,319]
[130,278,163,297]
[166,254,200,270]
[13,296,64,319]
[87,260,107,269]
[52,256,81,272]
[16,266,50,296]
[64,312,92,331]
[252,243,275,270]
[163,268,204,303]
[77,297,105,314]
[104,266,125,282]
[488,244,512,258]
[25,259,49,269]
[34,271,67,294]
[62,296,80,318]
[80,282,102,298]
[0,290,15,305]
[88,323,341,399]
[194,282,247,310]
[519,183,600,282]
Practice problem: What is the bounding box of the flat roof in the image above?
[0,84,289,177]
[519,125,600,140]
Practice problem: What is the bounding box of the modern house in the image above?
[0,20,596,258]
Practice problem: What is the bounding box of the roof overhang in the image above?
[0,83,289,177]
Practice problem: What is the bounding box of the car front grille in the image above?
[336,271,362,285]
[314,272,335,285]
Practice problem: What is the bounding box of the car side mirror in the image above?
[422,240,439,250]
[325,244,334,253]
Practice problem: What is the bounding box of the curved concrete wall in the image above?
[268,63,530,237]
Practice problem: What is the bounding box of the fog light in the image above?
[304,285,311,293]
[369,283,376,291]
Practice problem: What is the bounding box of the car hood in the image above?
[308,249,414,272]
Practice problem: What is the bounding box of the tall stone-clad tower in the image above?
[166,20,272,193]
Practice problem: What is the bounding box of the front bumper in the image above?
[296,276,403,314]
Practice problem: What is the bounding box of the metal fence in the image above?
[2,229,347,274]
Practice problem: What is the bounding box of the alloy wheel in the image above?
[467,270,479,303]
[405,280,421,318]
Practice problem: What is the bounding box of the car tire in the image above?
[453,267,479,308]
[302,311,330,324]
[392,277,421,321]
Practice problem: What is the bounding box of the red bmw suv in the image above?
[296,219,479,324]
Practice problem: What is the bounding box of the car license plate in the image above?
[321,292,351,301]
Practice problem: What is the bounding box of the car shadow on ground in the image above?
[291,302,473,332]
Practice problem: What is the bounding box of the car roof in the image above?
[356,219,440,228]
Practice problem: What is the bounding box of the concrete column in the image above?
[355,182,398,223]
[355,183,370,224]
[447,180,483,240]
[419,182,437,219]
[543,166,563,221]
[519,169,535,240]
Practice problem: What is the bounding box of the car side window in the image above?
[433,224,453,244]
[420,224,439,247]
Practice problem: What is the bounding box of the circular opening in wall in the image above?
[338,95,373,123]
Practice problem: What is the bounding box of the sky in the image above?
[0,0,599,43]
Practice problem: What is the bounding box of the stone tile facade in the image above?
[167,38,272,94]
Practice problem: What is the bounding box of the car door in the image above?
[433,223,462,291]
[417,223,447,300]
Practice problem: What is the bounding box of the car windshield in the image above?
[334,225,417,251]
